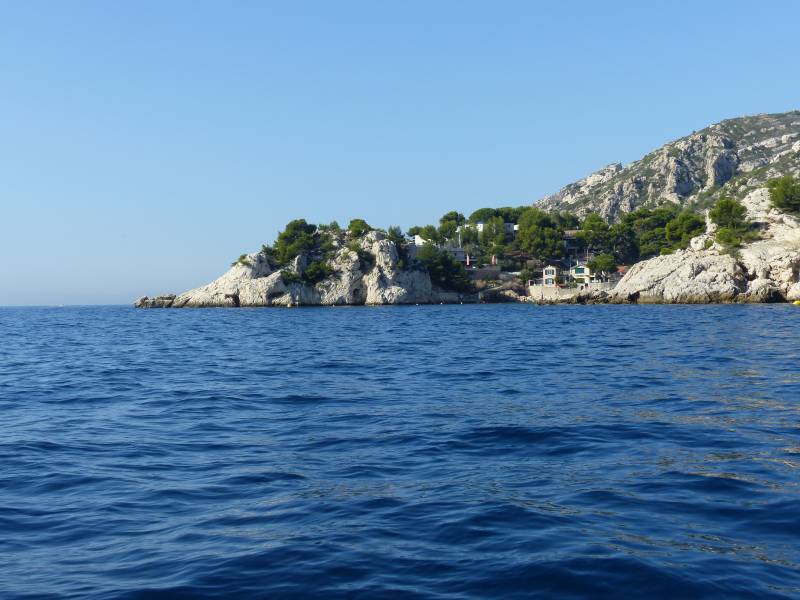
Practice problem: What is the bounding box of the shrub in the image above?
[715,227,743,248]
[710,197,751,249]
[280,270,302,284]
[768,176,800,214]
[709,197,747,230]
[348,219,372,237]
[231,253,251,267]
[303,260,333,284]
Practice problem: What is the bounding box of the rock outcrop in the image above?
[611,189,800,303]
[134,294,176,308]
[136,231,441,308]
[537,111,800,221]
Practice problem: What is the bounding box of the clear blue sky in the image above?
[2,0,799,305]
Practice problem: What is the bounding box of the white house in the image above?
[456,222,519,238]
[542,264,559,287]
[413,234,430,246]
[569,263,594,284]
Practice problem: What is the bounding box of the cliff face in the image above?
[610,189,800,303]
[136,231,440,308]
[537,111,800,221]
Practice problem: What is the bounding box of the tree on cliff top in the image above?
[348,219,373,237]
[275,219,317,264]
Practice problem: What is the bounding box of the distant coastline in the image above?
[138,112,800,308]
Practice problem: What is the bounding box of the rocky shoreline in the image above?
[607,189,800,304]
[137,189,800,309]
[137,231,470,309]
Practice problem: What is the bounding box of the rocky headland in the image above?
[136,231,466,308]
[610,188,800,304]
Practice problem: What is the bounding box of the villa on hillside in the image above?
[456,222,520,237]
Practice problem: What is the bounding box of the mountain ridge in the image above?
[536,110,800,221]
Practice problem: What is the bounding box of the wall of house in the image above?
[527,281,616,301]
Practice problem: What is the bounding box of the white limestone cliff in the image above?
[135,231,439,308]
[611,189,800,303]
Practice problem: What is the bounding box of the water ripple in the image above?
[0,304,799,598]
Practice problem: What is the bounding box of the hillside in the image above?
[537,110,800,221]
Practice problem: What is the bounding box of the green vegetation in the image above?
[348,218,372,237]
[609,206,705,263]
[303,260,333,284]
[274,219,316,263]
[231,253,251,267]
[280,270,302,284]
[468,207,499,224]
[253,178,777,292]
[588,253,617,276]
[709,197,752,249]
[709,197,747,229]
[407,202,707,270]
[665,211,705,249]
[438,211,464,241]
[768,175,800,214]
[387,226,411,270]
[517,209,566,259]
[518,268,535,284]
[318,221,341,233]
[415,244,472,292]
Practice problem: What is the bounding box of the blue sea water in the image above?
[1,304,799,599]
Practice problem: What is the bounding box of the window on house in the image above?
[574,267,584,274]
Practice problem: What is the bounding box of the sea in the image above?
[1,304,799,599]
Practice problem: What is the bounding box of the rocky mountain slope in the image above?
[537,110,800,221]
[610,188,800,303]
[136,231,446,308]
